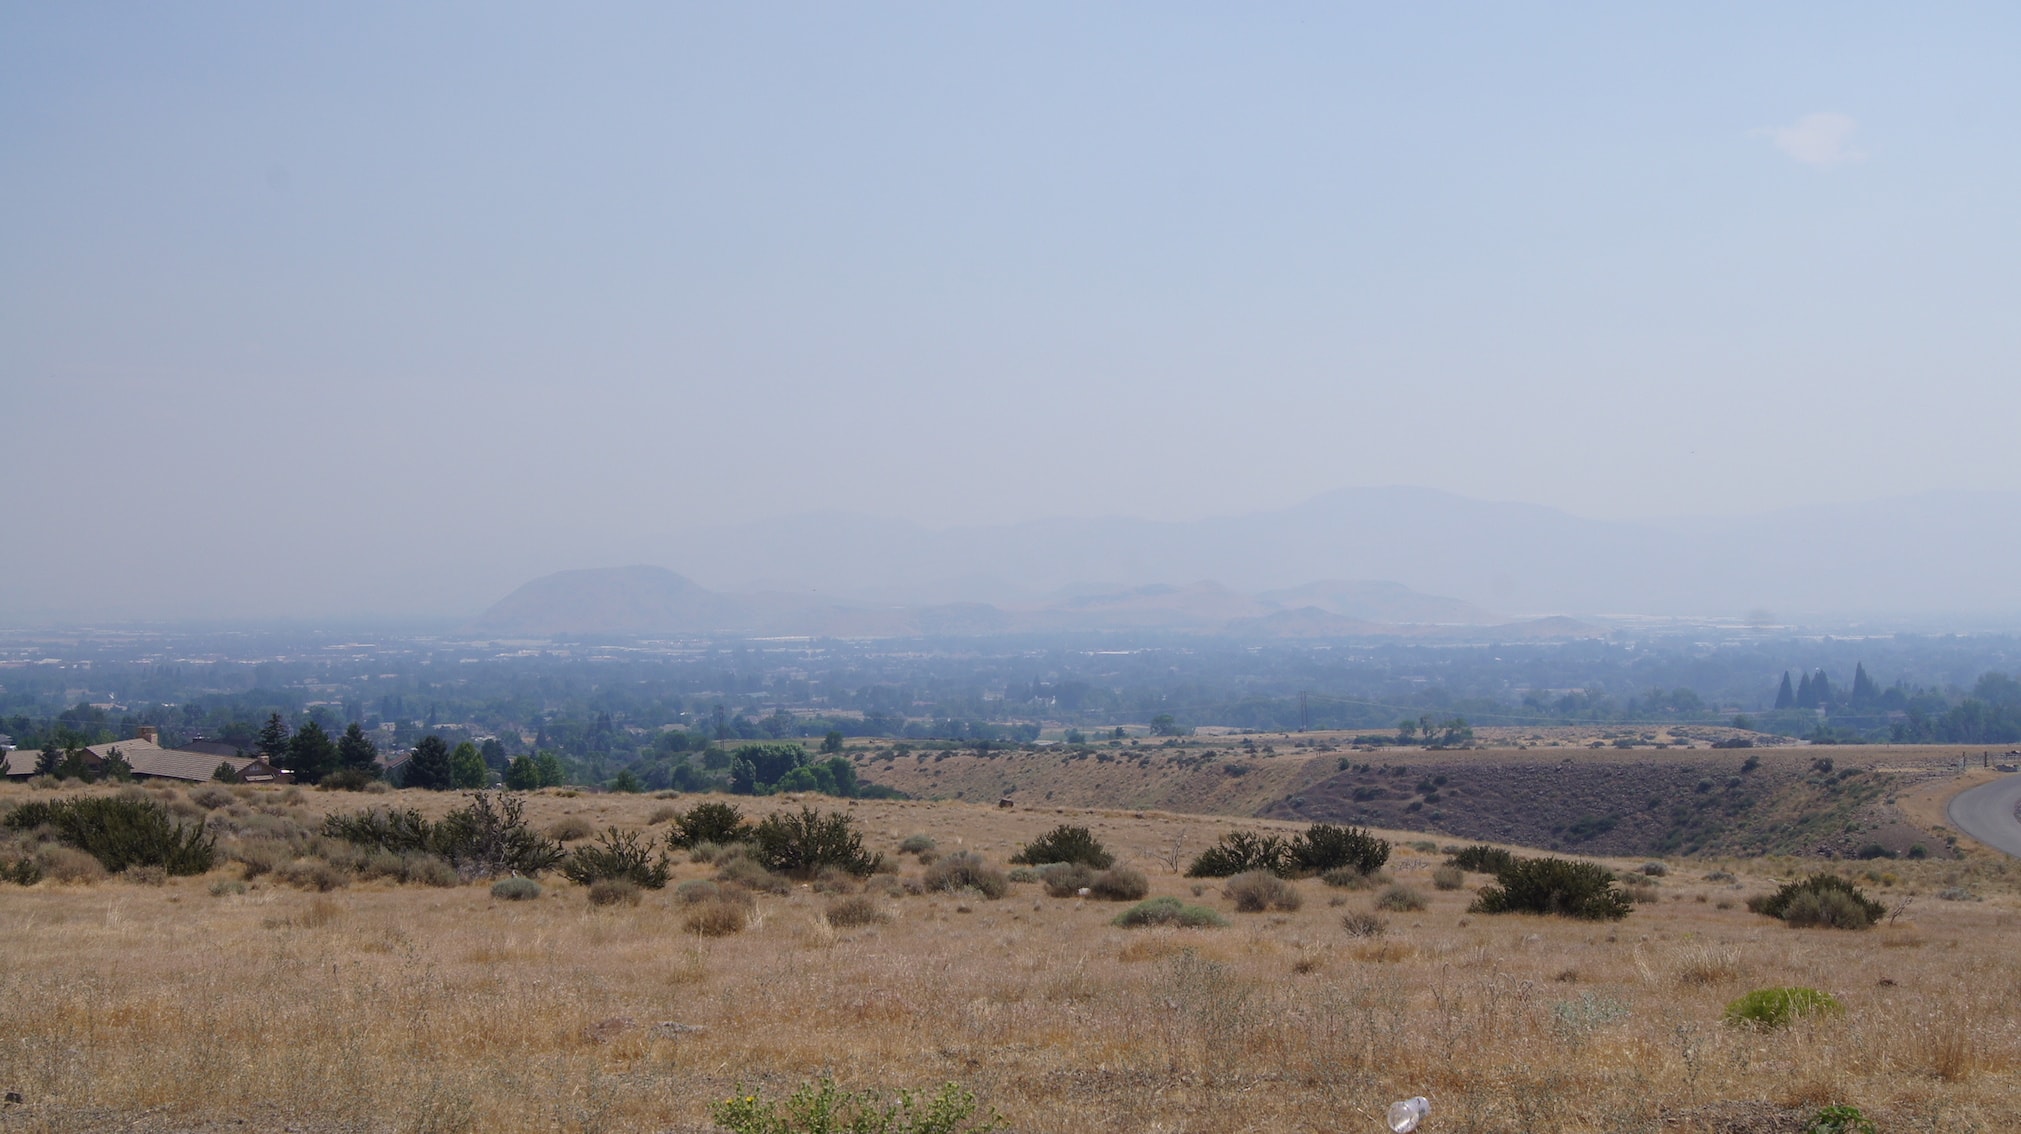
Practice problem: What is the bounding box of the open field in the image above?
[3,781,2021,1133]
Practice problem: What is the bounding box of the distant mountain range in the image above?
[470,565,1587,640]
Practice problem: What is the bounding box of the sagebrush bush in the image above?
[1469,857,1632,921]
[587,878,642,906]
[645,805,680,826]
[924,851,1009,899]
[491,876,542,901]
[676,878,722,904]
[325,794,562,880]
[1449,845,1516,874]
[717,854,793,895]
[684,895,749,935]
[666,801,751,849]
[898,834,936,855]
[276,859,349,892]
[5,795,217,876]
[1287,824,1390,877]
[825,894,889,928]
[38,845,107,884]
[1041,862,1097,897]
[546,816,594,842]
[1321,866,1386,890]
[1748,874,1885,929]
[752,807,882,877]
[1374,884,1427,912]
[1723,986,1843,1030]
[561,827,671,889]
[1341,910,1388,938]
[1009,824,1113,868]
[1088,866,1148,901]
[1431,864,1465,891]
[1186,830,1288,878]
[1225,870,1302,912]
[1113,896,1227,928]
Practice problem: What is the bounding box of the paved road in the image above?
[1946,775,2021,857]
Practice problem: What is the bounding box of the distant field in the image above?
[3,781,2019,1132]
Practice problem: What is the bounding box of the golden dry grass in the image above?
[2,782,2019,1133]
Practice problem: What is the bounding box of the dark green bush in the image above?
[4,796,216,876]
[1805,1104,1876,1134]
[751,807,882,877]
[666,801,751,849]
[1009,824,1113,868]
[1287,824,1390,876]
[1186,830,1289,878]
[322,807,436,854]
[1113,896,1227,928]
[432,793,565,880]
[1469,857,1632,920]
[561,827,671,889]
[1449,845,1516,874]
[1747,874,1885,929]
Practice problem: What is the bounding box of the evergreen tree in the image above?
[337,723,379,775]
[504,755,542,791]
[36,743,61,776]
[478,737,507,770]
[449,741,489,789]
[101,747,133,781]
[1795,672,1817,709]
[533,751,566,787]
[1811,669,1834,707]
[1774,671,1796,710]
[1851,663,1880,708]
[405,735,455,790]
[256,713,291,762]
[288,720,340,784]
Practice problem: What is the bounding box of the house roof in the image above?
[2,741,256,782]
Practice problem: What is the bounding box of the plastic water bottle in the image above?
[1386,1096,1429,1133]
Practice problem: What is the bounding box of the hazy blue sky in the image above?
[6,4,2020,617]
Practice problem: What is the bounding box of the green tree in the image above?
[729,756,758,795]
[821,730,845,755]
[337,723,379,775]
[289,720,340,784]
[820,755,857,797]
[256,713,291,762]
[609,768,643,793]
[1850,663,1880,709]
[1774,671,1796,710]
[504,755,542,790]
[449,741,489,789]
[36,743,61,777]
[478,737,508,770]
[405,735,455,791]
[1149,713,1185,737]
[1795,672,1817,709]
[100,747,134,781]
[533,750,566,787]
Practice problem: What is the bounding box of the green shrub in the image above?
[1374,884,1427,912]
[1009,824,1113,868]
[710,1076,1002,1134]
[1287,824,1390,876]
[667,801,751,848]
[1431,864,1465,890]
[923,851,1009,899]
[1724,987,1843,1030]
[1186,830,1289,878]
[491,876,542,901]
[1,855,44,886]
[1449,845,1516,874]
[898,834,936,855]
[1805,1104,1876,1134]
[1469,857,1631,920]
[561,827,671,889]
[4,795,216,876]
[432,793,566,880]
[323,807,435,853]
[1113,896,1228,928]
[752,807,883,877]
[1225,870,1302,912]
[1748,874,1884,929]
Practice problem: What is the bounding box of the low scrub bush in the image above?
[1469,857,1632,921]
[491,876,542,901]
[325,794,563,880]
[684,895,749,936]
[924,851,1009,899]
[1341,910,1388,938]
[710,1076,1002,1134]
[561,827,672,889]
[1113,896,1228,928]
[1186,830,1289,878]
[1088,866,1148,901]
[1449,845,1516,874]
[1374,884,1427,912]
[676,878,722,904]
[1,854,44,886]
[1009,824,1113,868]
[38,845,106,884]
[546,816,595,842]
[1723,986,1843,1030]
[1748,874,1885,929]
[1431,864,1465,890]
[717,854,793,895]
[752,807,882,877]
[1225,870,1303,912]
[812,864,859,894]
[5,795,216,876]
[898,834,936,855]
[587,878,642,907]
[666,801,751,849]
[276,859,349,892]
[208,877,247,897]
[1321,866,1386,890]
[1287,823,1390,877]
[645,805,680,825]
[825,894,890,928]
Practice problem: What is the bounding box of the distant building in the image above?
[2,726,284,782]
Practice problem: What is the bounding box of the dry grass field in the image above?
[3,780,2019,1133]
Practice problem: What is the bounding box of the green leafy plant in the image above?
[1805,1105,1876,1134]
[1469,856,1632,921]
[751,807,882,877]
[710,1076,1003,1134]
[1724,987,1844,1030]
[1286,823,1389,876]
[1186,830,1288,878]
[1113,896,1228,928]
[4,795,215,876]
[1448,845,1516,874]
[561,827,671,889]
[667,801,751,849]
[1747,874,1885,929]
[1009,824,1112,868]
[433,792,566,880]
